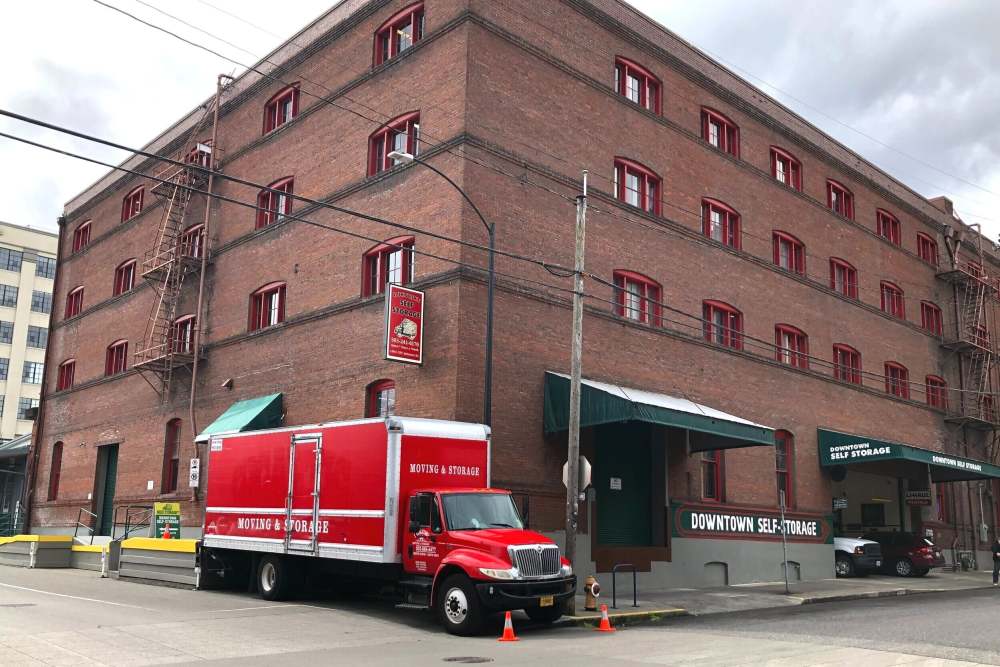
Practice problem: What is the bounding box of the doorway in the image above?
[94,444,119,536]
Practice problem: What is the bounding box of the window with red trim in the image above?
[827,180,854,220]
[773,231,805,275]
[770,147,802,190]
[72,221,91,253]
[162,418,181,493]
[702,199,740,249]
[829,258,858,298]
[920,301,943,336]
[263,85,299,134]
[701,108,739,157]
[982,395,996,423]
[880,281,905,318]
[56,359,75,391]
[366,379,396,417]
[368,112,420,176]
[926,375,947,409]
[917,232,938,266]
[121,186,144,223]
[775,430,794,507]
[180,224,205,258]
[105,339,128,376]
[936,483,950,523]
[885,362,910,399]
[833,344,862,384]
[613,270,661,326]
[363,236,414,297]
[701,450,723,501]
[876,209,901,245]
[775,324,808,369]
[248,283,286,331]
[185,140,212,168]
[966,260,985,279]
[65,286,84,319]
[703,300,743,349]
[374,3,424,66]
[613,158,661,215]
[47,441,63,501]
[975,324,990,349]
[614,56,660,114]
[172,315,195,354]
[255,178,293,229]
[112,259,135,296]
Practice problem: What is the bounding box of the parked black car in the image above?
[861,531,946,576]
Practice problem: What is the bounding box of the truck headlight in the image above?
[560,563,573,577]
[479,567,519,580]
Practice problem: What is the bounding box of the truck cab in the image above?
[403,489,575,635]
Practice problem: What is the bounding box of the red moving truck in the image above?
[201,416,576,635]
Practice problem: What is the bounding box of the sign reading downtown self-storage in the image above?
[384,284,424,364]
[672,502,833,544]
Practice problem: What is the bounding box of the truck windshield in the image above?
[441,493,524,531]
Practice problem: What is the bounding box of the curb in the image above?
[555,607,689,629]
[795,584,998,606]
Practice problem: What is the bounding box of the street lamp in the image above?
[388,150,496,428]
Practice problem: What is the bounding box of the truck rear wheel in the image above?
[437,574,484,636]
[258,555,297,601]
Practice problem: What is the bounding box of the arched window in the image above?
[121,186,144,222]
[113,259,136,296]
[72,221,91,253]
[162,419,181,493]
[47,441,63,501]
[829,257,858,299]
[773,231,805,275]
[373,2,424,66]
[827,180,854,220]
[701,107,739,157]
[249,282,286,331]
[256,178,294,229]
[172,315,196,354]
[920,301,943,336]
[774,430,794,508]
[775,324,808,369]
[703,300,743,349]
[105,339,129,376]
[917,232,938,266]
[612,270,661,325]
[363,237,414,296]
[613,157,661,215]
[614,56,660,113]
[876,208,900,244]
[925,375,948,410]
[263,84,300,134]
[366,379,396,418]
[56,359,76,391]
[833,344,862,384]
[880,281,905,318]
[702,198,741,249]
[65,286,84,318]
[885,361,910,399]
[368,112,420,176]
[181,224,205,258]
[770,146,801,190]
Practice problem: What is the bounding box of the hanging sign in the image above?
[154,502,181,539]
[384,284,425,364]
[905,490,932,506]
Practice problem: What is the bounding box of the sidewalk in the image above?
[560,568,997,627]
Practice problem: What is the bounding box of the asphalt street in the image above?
[3,566,1000,665]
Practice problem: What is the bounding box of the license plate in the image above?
[539,595,554,607]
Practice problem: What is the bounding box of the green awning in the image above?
[818,428,1000,482]
[195,393,284,442]
[0,434,30,460]
[543,372,774,450]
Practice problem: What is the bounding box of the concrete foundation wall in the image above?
[70,548,106,573]
[0,538,72,568]
[118,544,198,587]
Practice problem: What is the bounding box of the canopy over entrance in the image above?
[818,428,1000,482]
[195,393,284,443]
[0,433,30,460]
[543,372,774,451]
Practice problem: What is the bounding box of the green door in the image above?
[596,422,652,546]
[96,445,118,536]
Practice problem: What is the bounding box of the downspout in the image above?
[188,75,228,502]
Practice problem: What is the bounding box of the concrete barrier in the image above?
[0,535,73,568]
[71,544,108,575]
[117,538,199,588]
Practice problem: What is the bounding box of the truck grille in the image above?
[864,543,882,557]
[510,545,561,578]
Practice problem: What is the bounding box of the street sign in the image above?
[384,284,425,365]
[154,502,181,539]
[832,497,848,511]
[188,458,201,488]
[562,455,592,490]
[905,490,931,506]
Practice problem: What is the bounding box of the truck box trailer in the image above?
[201,416,576,634]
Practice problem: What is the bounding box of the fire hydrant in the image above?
[584,575,601,611]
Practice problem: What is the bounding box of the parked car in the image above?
[862,531,945,577]
[834,536,882,577]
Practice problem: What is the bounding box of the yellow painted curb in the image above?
[0,534,73,546]
[71,545,108,553]
[121,537,198,553]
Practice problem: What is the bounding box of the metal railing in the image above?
[74,507,98,545]
[611,562,639,609]
[112,504,153,541]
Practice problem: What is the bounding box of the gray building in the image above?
[0,434,29,536]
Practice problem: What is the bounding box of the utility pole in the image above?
[564,171,587,614]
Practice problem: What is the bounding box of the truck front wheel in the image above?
[258,555,297,601]
[437,574,484,636]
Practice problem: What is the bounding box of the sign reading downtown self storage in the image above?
[672,502,833,544]
[384,284,424,364]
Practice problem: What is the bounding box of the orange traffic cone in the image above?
[595,604,615,633]
[497,611,519,642]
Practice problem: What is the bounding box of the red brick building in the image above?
[27,0,1000,587]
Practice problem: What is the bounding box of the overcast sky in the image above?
[2,0,998,239]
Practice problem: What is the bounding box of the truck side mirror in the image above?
[409,520,421,533]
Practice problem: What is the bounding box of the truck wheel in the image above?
[437,574,484,636]
[835,555,854,578]
[258,555,296,601]
[894,558,914,577]
[525,600,566,624]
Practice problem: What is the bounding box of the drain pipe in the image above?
[188,74,229,502]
